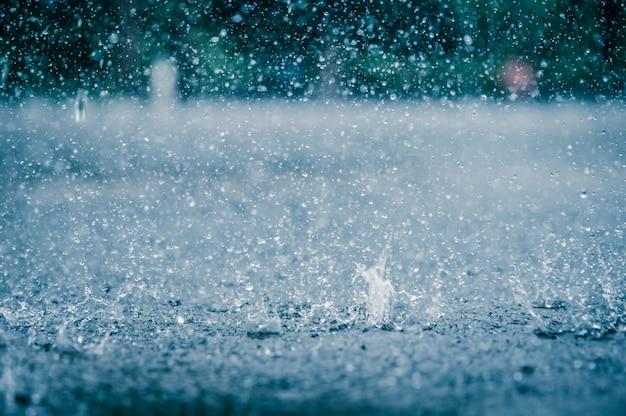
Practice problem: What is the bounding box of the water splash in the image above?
[54,321,79,355]
[509,274,547,332]
[354,249,394,327]
[74,89,87,123]
[246,302,282,338]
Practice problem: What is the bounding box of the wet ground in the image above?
[1,101,625,415]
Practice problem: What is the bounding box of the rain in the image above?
[0,1,625,415]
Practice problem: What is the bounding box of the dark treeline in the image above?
[1,0,625,101]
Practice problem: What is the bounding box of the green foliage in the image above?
[0,0,624,100]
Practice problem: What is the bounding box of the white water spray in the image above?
[54,321,79,354]
[246,302,282,337]
[355,249,394,326]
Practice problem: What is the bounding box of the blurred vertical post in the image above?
[150,59,178,110]
[74,89,87,123]
[600,0,626,95]
[110,0,143,97]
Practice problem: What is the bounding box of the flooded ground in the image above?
[1,101,625,415]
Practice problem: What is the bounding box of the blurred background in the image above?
[1,0,625,102]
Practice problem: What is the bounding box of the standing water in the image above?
[0,102,624,415]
